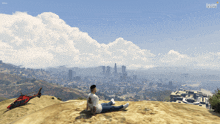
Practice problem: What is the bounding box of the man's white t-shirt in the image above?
[87,93,102,113]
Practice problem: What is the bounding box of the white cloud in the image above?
[0,12,219,70]
[2,2,7,4]
[159,50,190,64]
[0,12,155,69]
[193,52,220,69]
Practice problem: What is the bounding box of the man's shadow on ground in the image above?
[208,109,220,117]
[75,109,127,120]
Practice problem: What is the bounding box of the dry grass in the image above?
[1,95,220,124]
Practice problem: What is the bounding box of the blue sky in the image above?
[0,0,220,70]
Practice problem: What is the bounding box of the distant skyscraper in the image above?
[122,65,126,74]
[114,63,117,74]
[102,66,105,74]
[68,70,72,80]
[121,65,127,80]
[73,71,76,77]
[106,66,110,75]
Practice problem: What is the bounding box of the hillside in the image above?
[1,95,220,124]
[0,95,63,124]
[0,61,122,102]
[0,72,88,101]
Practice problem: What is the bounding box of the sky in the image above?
[0,0,220,70]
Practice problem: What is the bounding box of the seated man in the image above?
[86,85,129,115]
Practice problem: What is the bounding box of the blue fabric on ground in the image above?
[100,101,123,113]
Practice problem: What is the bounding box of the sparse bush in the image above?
[77,97,87,100]
[52,97,54,99]
[57,97,62,101]
[209,88,220,113]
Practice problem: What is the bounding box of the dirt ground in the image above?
[1,95,220,124]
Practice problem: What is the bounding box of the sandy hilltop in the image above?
[1,95,220,124]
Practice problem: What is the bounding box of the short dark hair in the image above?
[90,85,96,92]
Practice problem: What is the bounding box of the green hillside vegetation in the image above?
[0,72,22,83]
[209,88,220,113]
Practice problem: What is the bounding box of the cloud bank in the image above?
[0,12,219,70]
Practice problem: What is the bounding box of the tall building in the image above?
[114,63,117,74]
[68,70,72,81]
[122,65,126,74]
[102,66,105,74]
[121,65,127,80]
[106,66,111,75]
[73,71,76,77]
[122,65,127,76]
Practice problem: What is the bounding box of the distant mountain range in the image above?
[136,66,220,74]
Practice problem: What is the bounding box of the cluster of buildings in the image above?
[100,63,127,78]
[170,88,213,109]
[67,63,130,81]
[1,59,218,107]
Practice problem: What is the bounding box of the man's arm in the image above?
[86,95,89,110]
[92,106,96,115]
[86,102,89,110]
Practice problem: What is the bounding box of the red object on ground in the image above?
[7,87,42,110]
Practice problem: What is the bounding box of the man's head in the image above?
[90,85,96,94]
